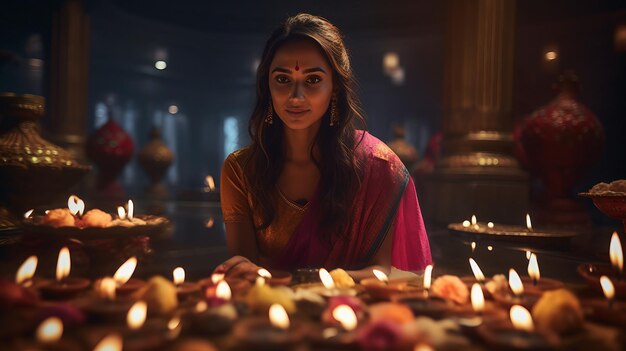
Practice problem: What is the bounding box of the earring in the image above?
[329,96,338,126]
[264,104,273,124]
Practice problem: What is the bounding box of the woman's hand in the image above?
[214,255,261,279]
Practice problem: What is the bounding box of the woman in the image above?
[217,13,431,280]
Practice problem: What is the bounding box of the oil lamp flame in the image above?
[487,222,494,228]
[269,304,290,330]
[469,258,485,282]
[205,218,214,228]
[36,317,63,343]
[24,209,34,219]
[173,267,185,285]
[526,251,532,260]
[332,304,358,331]
[510,305,534,332]
[99,277,117,300]
[528,254,540,282]
[168,316,181,330]
[471,283,485,312]
[127,301,147,330]
[67,195,84,216]
[117,206,126,220]
[471,215,477,225]
[113,257,137,285]
[462,220,471,228]
[257,268,272,278]
[215,280,232,300]
[424,264,433,290]
[471,242,476,251]
[526,214,533,231]
[93,334,123,351]
[508,269,524,296]
[127,200,134,220]
[16,255,37,285]
[372,269,389,283]
[195,301,208,313]
[600,275,615,300]
[211,273,224,284]
[609,232,623,274]
[205,176,216,191]
[56,247,71,281]
[319,268,335,289]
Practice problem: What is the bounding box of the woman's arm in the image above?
[214,222,261,278]
[346,223,394,281]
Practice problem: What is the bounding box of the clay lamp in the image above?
[578,232,626,298]
[492,269,538,310]
[477,305,557,350]
[16,255,40,289]
[120,300,168,351]
[92,334,123,351]
[113,257,145,296]
[67,195,85,222]
[8,317,81,351]
[233,303,305,351]
[523,253,563,295]
[39,247,90,300]
[361,269,410,300]
[582,275,626,326]
[80,277,135,324]
[393,265,451,319]
[186,280,237,335]
[311,304,359,349]
[456,283,508,334]
[257,268,292,286]
[172,267,200,300]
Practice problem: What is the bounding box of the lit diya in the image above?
[185,280,237,335]
[39,247,90,300]
[582,276,626,327]
[233,303,305,351]
[255,268,293,286]
[198,272,250,299]
[172,267,200,300]
[451,283,507,322]
[295,268,357,298]
[392,265,452,319]
[492,269,539,310]
[112,257,145,296]
[10,316,82,351]
[361,269,415,300]
[522,253,563,295]
[578,231,626,298]
[79,277,135,323]
[120,300,170,351]
[311,304,359,349]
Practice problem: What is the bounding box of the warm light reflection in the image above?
[127,301,147,330]
[195,301,208,313]
[610,232,623,274]
[526,251,532,260]
[258,268,272,279]
[332,304,358,331]
[526,214,533,231]
[168,105,179,115]
[319,268,335,289]
[155,60,167,70]
[67,195,85,216]
[487,222,494,228]
[16,255,37,285]
[528,254,540,282]
[93,334,123,351]
[127,200,134,220]
[469,258,485,282]
[510,305,534,331]
[113,257,137,285]
[471,215,477,225]
[24,209,34,219]
[544,51,557,61]
[205,176,216,191]
[462,220,471,228]
[211,273,224,284]
[383,52,399,71]
[487,246,493,251]
[167,316,182,339]
[372,269,389,283]
[256,277,266,287]
[99,277,117,300]
[269,304,290,330]
[471,283,485,312]
[173,267,185,285]
[36,317,63,343]
[205,218,215,228]
[56,247,71,281]
[600,275,615,300]
[424,264,433,290]
[414,345,435,351]
[117,206,126,220]
[215,280,232,300]
[471,242,476,252]
[508,269,524,296]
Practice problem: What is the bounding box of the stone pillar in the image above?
[48,0,90,162]
[428,0,529,224]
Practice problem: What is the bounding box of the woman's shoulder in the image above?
[354,130,399,163]
[224,146,252,167]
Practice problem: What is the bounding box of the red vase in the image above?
[520,72,605,225]
[86,111,134,194]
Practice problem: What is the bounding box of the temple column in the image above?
[427,0,529,224]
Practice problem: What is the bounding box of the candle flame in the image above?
[469,258,485,282]
[487,246,493,251]
[195,301,208,313]
[36,317,63,343]
[487,222,494,228]
[257,268,272,279]
[56,247,71,281]
[215,280,232,300]
[117,206,126,220]
[526,214,532,231]
[16,255,37,285]
[528,254,540,281]
[113,257,137,285]
[127,200,134,220]
[471,215,477,225]
[269,304,290,330]
[211,273,224,284]
[24,209,34,219]
[600,275,615,300]
[67,195,85,216]
[319,268,335,289]
[510,305,534,332]
[256,277,266,286]
[127,301,147,330]
[93,334,123,351]
[205,218,215,228]
[173,267,185,285]
[372,269,389,282]
[609,232,623,273]
[462,220,471,228]
[168,316,181,330]
[424,264,433,289]
[508,269,524,296]
[471,242,476,252]
[526,251,531,260]
[205,175,216,191]
[99,277,117,300]
[332,304,358,331]
[471,283,485,312]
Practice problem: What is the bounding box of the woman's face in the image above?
[269,39,334,131]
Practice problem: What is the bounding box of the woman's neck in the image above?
[283,122,321,162]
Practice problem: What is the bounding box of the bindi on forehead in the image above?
[295,61,299,71]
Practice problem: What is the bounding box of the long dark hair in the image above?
[244,13,366,243]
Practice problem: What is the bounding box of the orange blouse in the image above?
[220,149,306,265]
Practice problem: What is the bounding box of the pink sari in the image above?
[273,132,431,271]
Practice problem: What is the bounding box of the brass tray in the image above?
[447,222,578,245]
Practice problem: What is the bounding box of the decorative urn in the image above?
[138,127,173,196]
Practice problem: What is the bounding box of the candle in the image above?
[81,277,135,323]
[577,231,626,299]
[255,268,292,286]
[492,269,539,310]
[311,268,357,297]
[15,316,83,351]
[16,255,38,287]
[185,280,237,335]
[119,300,169,351]
[523,254,563,294]
[172,267,200,300]
[423,264,433,296]
[582,276,626,326]
[312,304,359,348]
[609,232,623,275]
[39,247,90,299]
[67,195,85,217]
[93,334,123,351]
[233,303,304,350]
[113,257,145,295]
[469,258,486,283]
[471,283,485,313]
[361,269,411,300]
[526,214,533,231]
